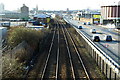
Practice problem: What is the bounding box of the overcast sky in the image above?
[0,0,119,11]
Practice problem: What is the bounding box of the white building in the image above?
[101,1,120,27]
[0,3,4,13]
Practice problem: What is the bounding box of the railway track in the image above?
[39,20,78,80]
[56,21,74,79]
[60,21,91,80]
[56,21,76,79]
[2,18,106,80]
[40,22,59,80]
[39,20,91,79]
[23,22,57,79]
[60,21,76,79]
[24,19,104,80]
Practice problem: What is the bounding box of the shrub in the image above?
[7,27,48,48]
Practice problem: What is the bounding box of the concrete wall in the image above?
[75,29,120,80]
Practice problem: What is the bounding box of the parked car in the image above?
[104,35,112,41]
[92,35,100,42]
[90,29,96,33]
[87,22,91,25]
[95,23,100,25]
[77,26,82,29]
[83,22,86,25]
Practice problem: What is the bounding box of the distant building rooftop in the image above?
[0,13,5,15]
[0,10,20,14]
[101,5,120,7]
[91,12,101,15]
[34,14,50,18]
[101,1,120,7]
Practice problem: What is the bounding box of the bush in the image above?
[7,27,49,48]
[2,54,26,78]
[2,27,50,79]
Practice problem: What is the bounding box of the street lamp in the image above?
[116,3,119,28]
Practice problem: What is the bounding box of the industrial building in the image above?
[73,10,101,24]
[20,4,29,20]
[100,2,120,28]
[0,11,21,20]
[28,14,51,27]
[0,4,29,20]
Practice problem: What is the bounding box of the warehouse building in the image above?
[100,2,120,28]
[29,14,51,27]
[73,11,101,24]
[0,11,21,19]
[0,4,29,20]
[20,4,29,20]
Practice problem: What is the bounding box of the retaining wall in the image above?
[75,28,120,80]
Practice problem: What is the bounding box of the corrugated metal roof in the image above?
[0,10,20,14]
[91,12,101,15]
[34,14,50,18]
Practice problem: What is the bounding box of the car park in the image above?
[90,29,96,33]
[104,35,112,41]
[77,26,82,29]
[92,35,100,42]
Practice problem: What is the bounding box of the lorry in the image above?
[0,22,10,27]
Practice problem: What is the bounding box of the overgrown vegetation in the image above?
[2,26,50,79]
[8,27,49,48]
[55,15,63,20]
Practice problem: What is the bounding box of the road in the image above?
[64,16,120,66]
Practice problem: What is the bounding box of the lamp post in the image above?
[116,3,119,28]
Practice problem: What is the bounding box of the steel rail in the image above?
[62,23,91,80]
[55,22,60,80]
[40,26,57,80]
[59,21,76,80]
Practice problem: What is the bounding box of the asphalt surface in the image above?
[64,16,120,65]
